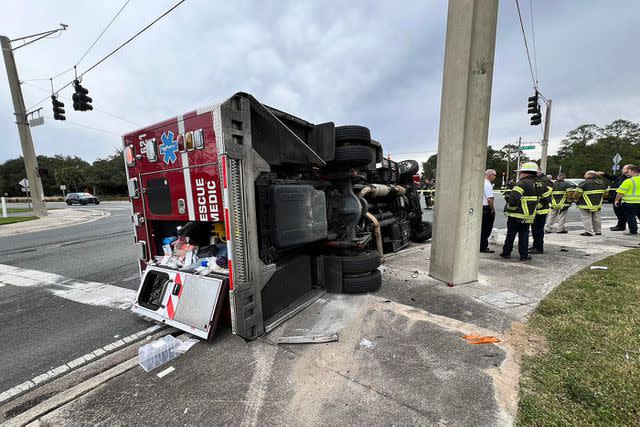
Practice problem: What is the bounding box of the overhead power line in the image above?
[76,0,130,67]
[26,0,187,112]
[23,0,130,83]
[528,0,538,83]
[43,115,121,136]
[515,0,536,89]
[21,81,141,127]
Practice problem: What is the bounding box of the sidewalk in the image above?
[0,208,109,237]
[4,220,638,425]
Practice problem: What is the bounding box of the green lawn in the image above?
[518,248,640,425]
[7,208,33,213]
[0,216,37,225]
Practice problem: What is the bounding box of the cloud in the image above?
[0,0,638,164]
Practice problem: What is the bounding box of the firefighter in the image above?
[614,165,640,235]
[575,170,609,236]
[545,173,576,234]
[529,170,553,253]
[500,162,540,261]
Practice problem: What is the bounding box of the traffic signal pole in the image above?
[0,35,47,217]
[539,99,552,174]
[429,0,499,285]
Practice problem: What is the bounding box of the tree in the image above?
[421,154,437,182]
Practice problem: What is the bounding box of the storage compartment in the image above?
[147,177,173,215]
[268,185,327,248]
[261,255,314,321]
[138,269,171,310]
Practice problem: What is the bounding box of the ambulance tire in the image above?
[335,125,371,145]
[332,145,373,168]
[329,251,380,275]
[411,221,432,243]
[342,269,382,294]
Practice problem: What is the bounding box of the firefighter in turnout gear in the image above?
[545,173,576,234]
[529,171,553,253]
[575,170,609,236]
[500,162,540,261]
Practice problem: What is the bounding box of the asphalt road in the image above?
[0,202,150,394]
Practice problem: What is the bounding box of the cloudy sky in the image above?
[1,0,639,167]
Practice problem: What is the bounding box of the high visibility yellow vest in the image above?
[617,176,640,204]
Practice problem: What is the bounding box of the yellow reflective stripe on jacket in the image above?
[577,189,606,211]
[536,187,552,214]
[550,190,569,209]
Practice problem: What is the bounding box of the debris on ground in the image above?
[590,265,608,270]
[462,334,501,345]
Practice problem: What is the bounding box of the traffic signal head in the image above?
[527,93,538,109]
[51,95,66,121]
[530,112,542,126]
[72,80,93,111]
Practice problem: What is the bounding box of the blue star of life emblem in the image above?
[159,131,179,164]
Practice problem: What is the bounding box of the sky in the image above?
[1,0,639,168]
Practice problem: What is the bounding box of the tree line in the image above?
[0,150,127,197]
[421,119,640,186]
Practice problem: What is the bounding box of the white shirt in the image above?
[483,179,494,206]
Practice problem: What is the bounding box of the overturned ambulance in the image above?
[124,92,431,340]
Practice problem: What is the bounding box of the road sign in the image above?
[520,145,535,150]
[19,178,29,188]
[612,164,620,172]
[60,185,66,191]
[20,187,27,193]
[613,153,622,165]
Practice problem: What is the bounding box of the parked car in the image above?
[65,192,100,205]
[565,178,584,187]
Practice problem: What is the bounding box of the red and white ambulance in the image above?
[124,92,431,340]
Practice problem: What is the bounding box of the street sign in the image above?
[612,164,620,172]
[60,185,66,191]
[19,178,29,189]
[520,145,535,150]
[21,187,27,193]
[613,153,622,165]
[29,116,44,127]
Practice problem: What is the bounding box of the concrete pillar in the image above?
[429,0,499,285]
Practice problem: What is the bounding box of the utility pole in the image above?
[1,25,67,218]
[429,0,499,285]
[539,99,552,174]
[516,137,522,174]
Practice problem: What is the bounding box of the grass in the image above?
[517,248,640,425]
[0,216,37,225]
[7,208,33,213]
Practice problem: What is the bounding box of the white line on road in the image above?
[0,324,162,404]
[0,264,136,310]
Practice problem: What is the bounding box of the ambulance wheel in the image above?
[66,201,72,206]
[342,269,382,294]
[412,221,432,243]
[332,145,373,168]
[335,125,371,145]
[329,251,380,275]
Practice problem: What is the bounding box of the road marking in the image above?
[0,264,136,310]
[157,366,175,378]
[0,324,162,404]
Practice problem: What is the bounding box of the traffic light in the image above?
[530,110,542,126]
[527,93,538,114]
[72,80,93,111]
[527,91,541,126]
[51,95,66,121]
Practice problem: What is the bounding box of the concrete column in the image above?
[429,0,499,285]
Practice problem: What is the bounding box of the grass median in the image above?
[517,248,640,425]
[0,216,37,225]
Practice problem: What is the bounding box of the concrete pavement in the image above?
[4,217,637,425]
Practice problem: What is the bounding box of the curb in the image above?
[0,209,111,238]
